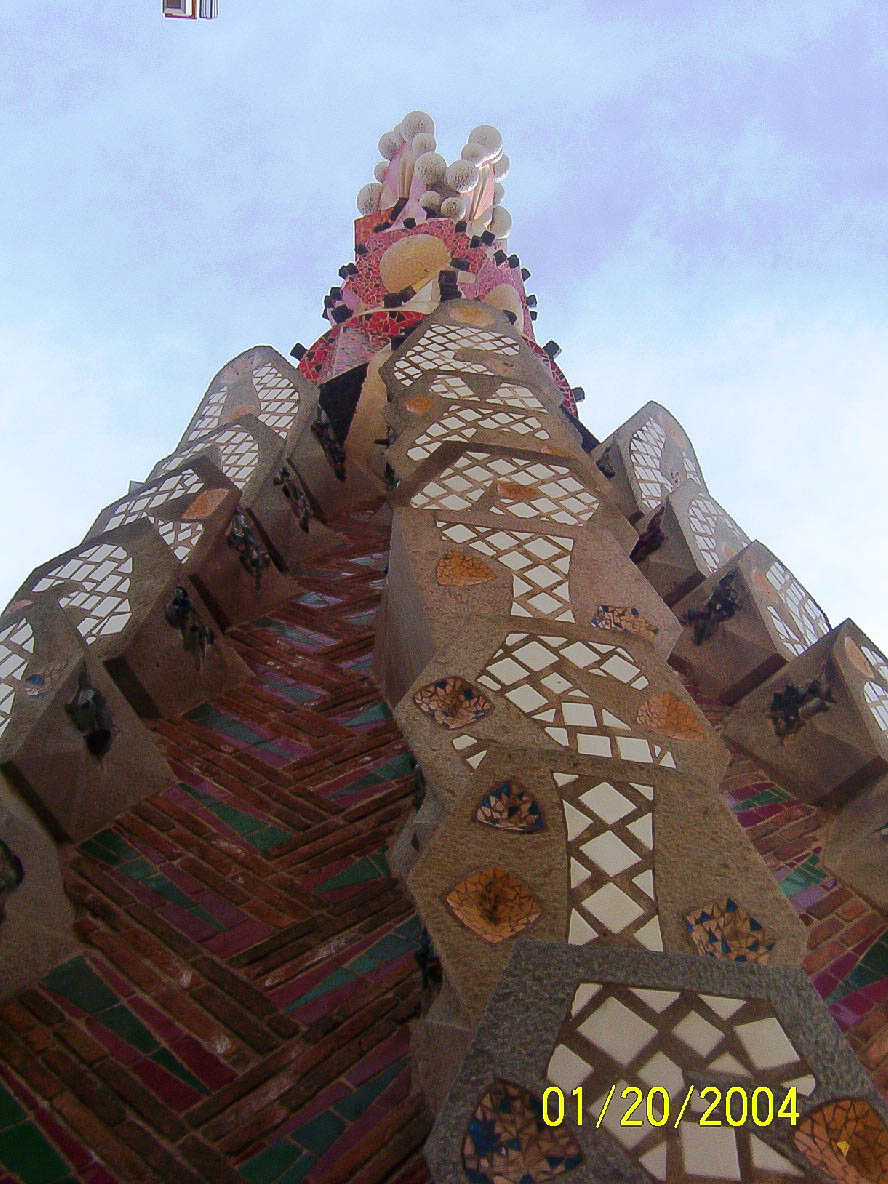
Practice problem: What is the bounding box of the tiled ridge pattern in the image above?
[0,502,886,1183]
[0,504,434,1184]
[685,678,888,1099]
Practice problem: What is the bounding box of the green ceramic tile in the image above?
[376,754,414,779]
[344,701,392,727]
[0,1121,69,1184]
[116,856,160,882]
[735,789,785,809]
[150,1047,209,1095]
[79,828,139,866]
[860,934,888,977]
[287,966,354,1011]
[238,1142,303,1184]
[290,1110,345,1157]
[185,703,226,725]
[316,853,387,893]
[43,957,118,1014]
[275,1155,316,1184]
[98,1003,158,1054]
[396,914,423,944]
[0,1084,24,1129]
[333,1058,405,1121]
[213,802,262,835]
[250,824,293,851]
[828,964,882,1004]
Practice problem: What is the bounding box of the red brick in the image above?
[807,917,843,951]
[803,938,847,976]
[805,888,851,920]
[840,915,886,948]
[837,898,868,923]
[861,1024,888,1071]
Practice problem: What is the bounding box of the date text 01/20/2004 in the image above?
[542,1085,800,1129]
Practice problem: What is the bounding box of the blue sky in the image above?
[1,2,886,644]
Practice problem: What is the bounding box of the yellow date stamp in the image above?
[542,1084,799,1129]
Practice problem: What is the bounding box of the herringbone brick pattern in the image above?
[0,503,433,1184]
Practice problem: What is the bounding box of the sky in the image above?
[1,1,886,645]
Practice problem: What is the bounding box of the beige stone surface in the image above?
[635,481,750,606]
[723,619,888,806]
[671,540,831,704]
[591,399,709,522]
[0,771,78,999]
[820,774,888,911]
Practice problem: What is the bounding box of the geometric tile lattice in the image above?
[428,373,545,412]
[685,897,776,965]
[462,1078,583,1183]
[792,1097,888,1184]
[436,520,575,621]
[477,632,681,768]
[411,452,599,526]
[32,543,133,644]
[152,426,261,488]
[0,616,34,739]
[548,981,816,1182]
[405,406,549,463]
[475,779,545,832]
[446,867,542,944]
[636,693,705,740]
[555,772,661,951]
[392,322,519,388]
[755,559,831,658]
[413,676,494,730]
[629,416,703,511]
[687,496,750,574]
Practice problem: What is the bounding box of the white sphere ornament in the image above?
[419,190,442,210]
[374,161,389,182]
[357,182,382,215]
[493,153,510,179]
[411,132,437,155]
[440,195,467,220]
[414,151,446,185]
[488,205,512,237]
[493,182,505,204]
[460,142,487,165]
[445,159,480,194]
[467,124,503,161]
[399,110,435,140]
[378,130,404,160]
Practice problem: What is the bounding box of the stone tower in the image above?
[0,113,885,1183]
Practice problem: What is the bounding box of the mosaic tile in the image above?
[591,604,660,641]
[685,897,776,963]
[413,676,493,729]
[475,779,544,832]
[435,552,496,586]
[793,1097,888,1183]
[636,692,705,739]
[446,867,541,943]
[462,1078,583,1183]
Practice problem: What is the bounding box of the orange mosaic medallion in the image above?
[405,395,434,414]
[183,488,231,520]
[685,897,775,963]
[497,480,539,501]
[412,676,493,730]
[446,866,541,943]
[844,637,874,678]
[463,1079,583,1182]
[436,552,496,587]
[636,693,704,740]
[793,1098,888,1184]
[591,604,660,642]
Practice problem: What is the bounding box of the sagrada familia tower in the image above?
[0,113,886,1184]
